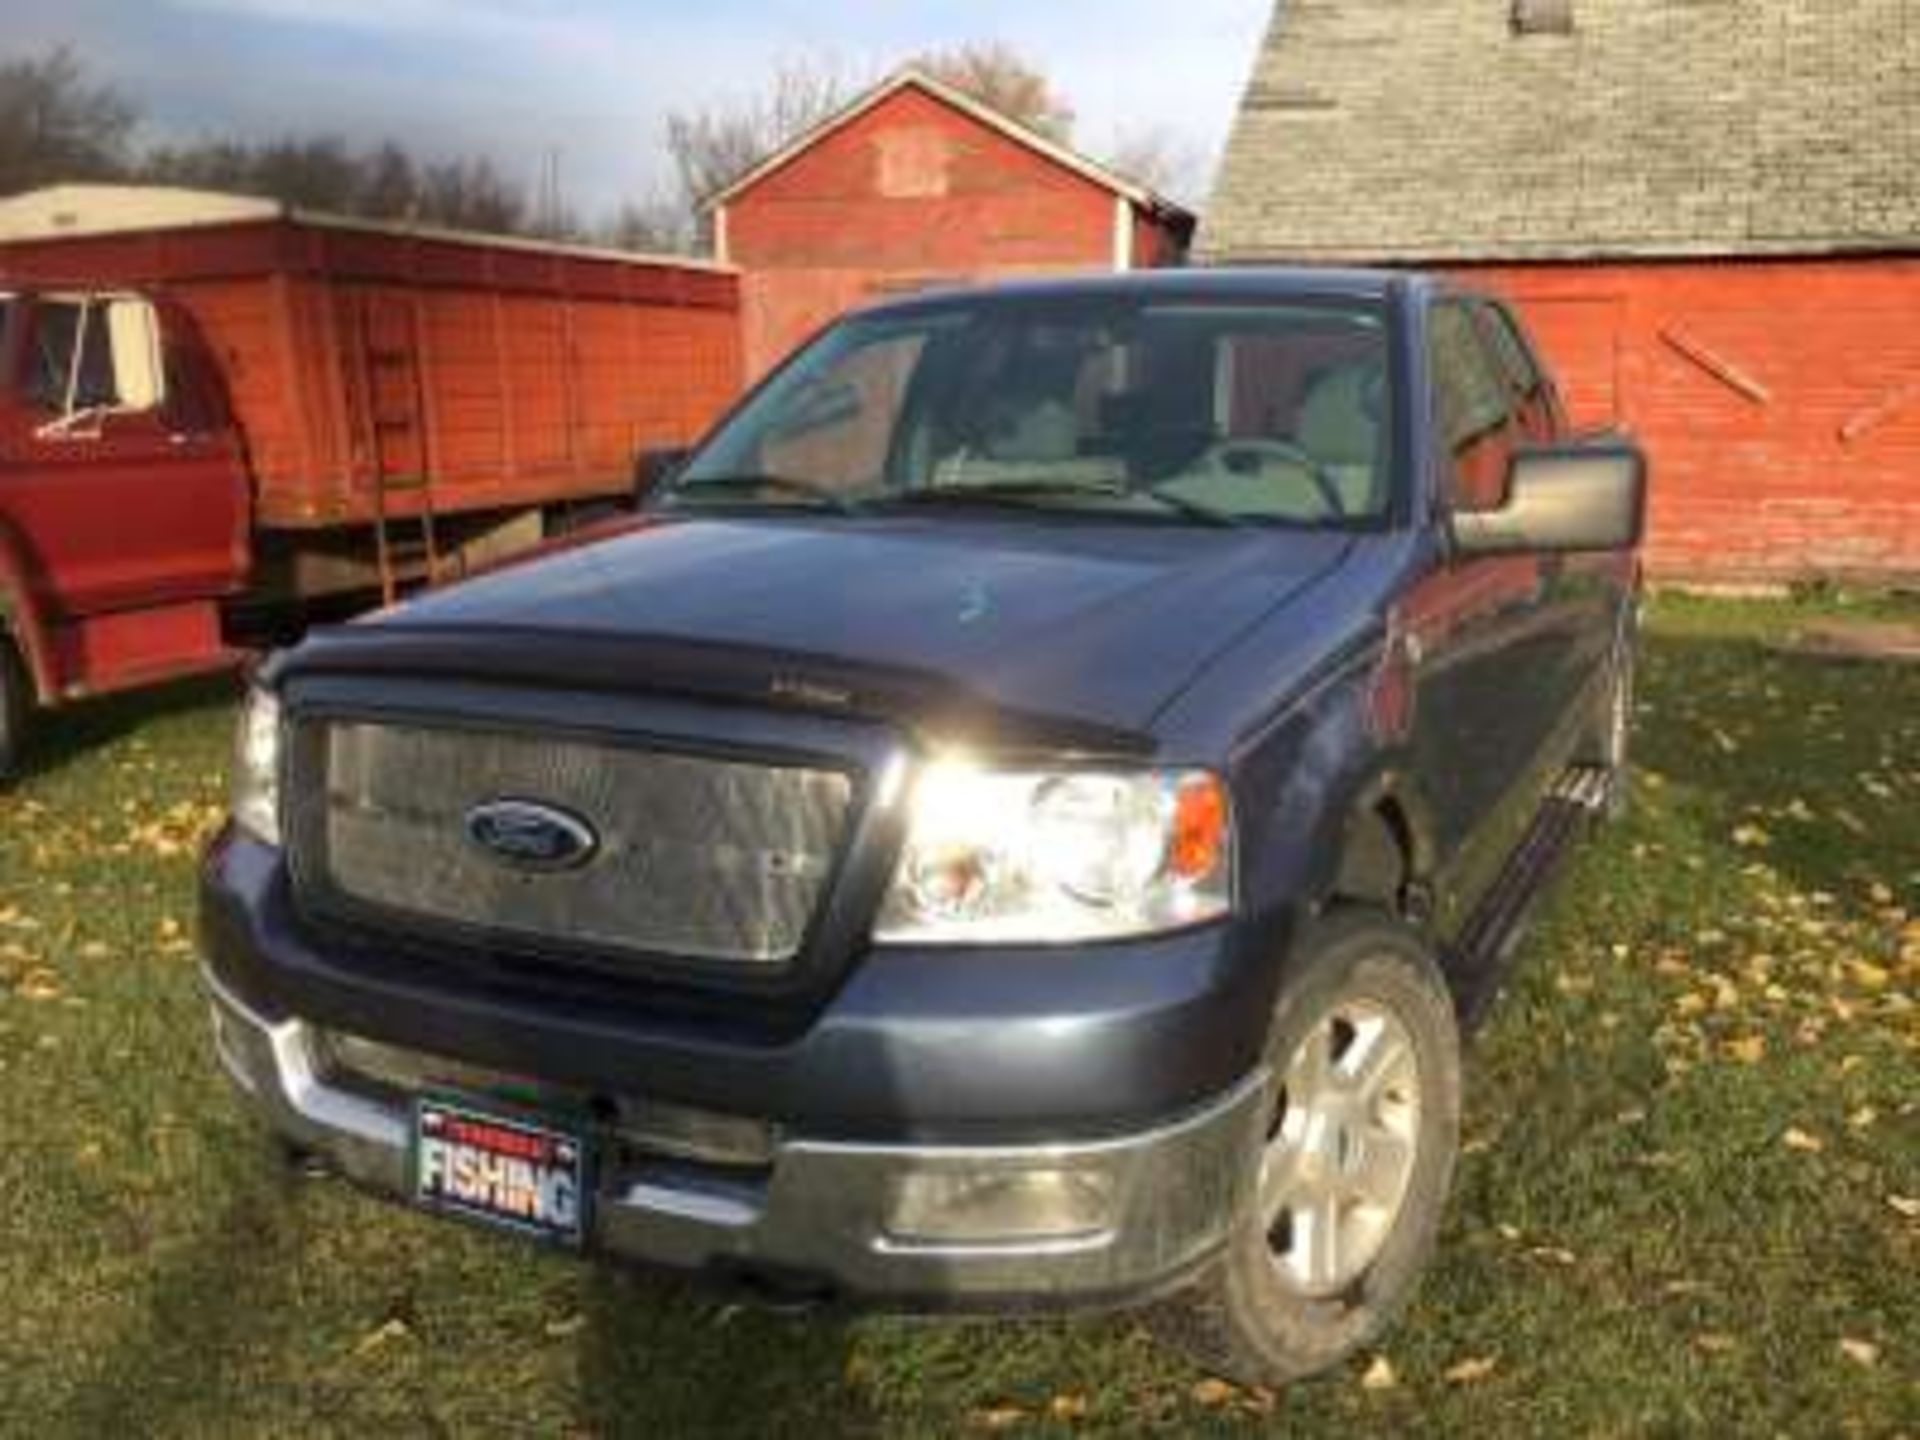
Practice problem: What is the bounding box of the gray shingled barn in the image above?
[1204,0,1920,581]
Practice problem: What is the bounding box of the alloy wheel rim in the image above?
[1259,996,1422,1298]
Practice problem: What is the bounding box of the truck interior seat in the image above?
[1295,361,1386,514]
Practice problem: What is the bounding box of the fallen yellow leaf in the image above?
[1782,1127,1825,1154]
[1524,1245,1579,1267]
[1048,1393,1089,1422]
[1190,1378,1238,1408]
[969,1404,1028,1432]
[1360,1355,1397,1391]
[1848,961,1891,992]
[1725,1035,1767,1065]
[1443,1356,1498,1385]
[15,969,62,1002]
[352,1317,411,1357]
[1839,1338,1880,1369]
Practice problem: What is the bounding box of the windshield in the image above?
[668,296,1395,526]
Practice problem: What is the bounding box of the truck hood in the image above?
[291,515,1355,750]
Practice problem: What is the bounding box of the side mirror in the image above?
[1451,440,1646,556]
[634,446,690,502]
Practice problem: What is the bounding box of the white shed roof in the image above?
[0,184,736,273]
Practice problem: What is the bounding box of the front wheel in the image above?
[1153,910,1462,1387]
[0,634,29,785]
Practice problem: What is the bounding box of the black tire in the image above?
[1153,909,1462,1387]
[0,633,28,786]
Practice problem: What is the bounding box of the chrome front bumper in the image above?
[204,970,1267,1307]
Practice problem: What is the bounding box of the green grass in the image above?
[2,598,1916,1437]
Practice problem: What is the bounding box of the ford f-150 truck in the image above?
[200,268,1645,1384]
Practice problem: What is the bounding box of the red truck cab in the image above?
[0,185,747,779]
[0,286,251,774]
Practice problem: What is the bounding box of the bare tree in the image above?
[356,141,420,222]
[1102,126,1211,207]
[599,194,695,255]
[143,134,530,234]
[664,57,853,230]
[419,155,528,234]
[914,42,1074,142]
[0,46,136,195]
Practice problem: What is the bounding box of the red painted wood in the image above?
[49,599,233,699]
[724,85,1187,380]
[1463,258,1920,581]
[0,218,743,532]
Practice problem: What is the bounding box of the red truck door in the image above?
[2,291,249,621]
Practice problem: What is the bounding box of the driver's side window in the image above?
[27,293,169,430]
[29,299,116,415]
[1428,301,1517,514]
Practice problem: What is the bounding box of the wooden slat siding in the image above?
[0,214,741,531]
[1466,257,1920,582]
[726,82,1188,381]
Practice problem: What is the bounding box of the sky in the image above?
[14,0,1276,217]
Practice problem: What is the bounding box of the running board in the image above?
[1451,765,1610,1029]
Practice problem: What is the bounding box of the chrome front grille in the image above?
[288,718,854,967]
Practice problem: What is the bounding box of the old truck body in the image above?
[0,185,740,770]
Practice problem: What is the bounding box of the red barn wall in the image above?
[1462,257,1920,582]
[725,86,1169,380]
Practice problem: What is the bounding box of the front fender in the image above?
[1227,636,1446,979]
[0,522,57,704]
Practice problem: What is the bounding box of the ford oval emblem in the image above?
[464,799,599,874]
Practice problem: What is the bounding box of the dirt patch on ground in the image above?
[1777,621,1920,662]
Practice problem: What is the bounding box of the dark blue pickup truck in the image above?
[201,269,1644,1385]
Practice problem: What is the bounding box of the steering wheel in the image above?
[1190,438,1348,519]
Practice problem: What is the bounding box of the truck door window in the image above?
[30,299,117,415]
[1429,302,1517,513]
[27,294,167,431]
[1474,302,1558,442]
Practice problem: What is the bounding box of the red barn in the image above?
[1204,0,1920,583]
[709,68,1196,381]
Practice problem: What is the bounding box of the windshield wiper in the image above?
[887,479,1244,529]
[661,472,865,514]
[1138,484,1248,529]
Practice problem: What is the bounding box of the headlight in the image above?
[874,759,1231,945]
[230,686,283,846]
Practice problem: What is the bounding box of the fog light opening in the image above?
[884,1167,1117,1247]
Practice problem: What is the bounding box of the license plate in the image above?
[413,1097,590,1248]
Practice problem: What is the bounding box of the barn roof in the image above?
[705,68,1196,232]
[1202,0,1920,264]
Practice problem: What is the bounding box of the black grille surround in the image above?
[281,678,900,998]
